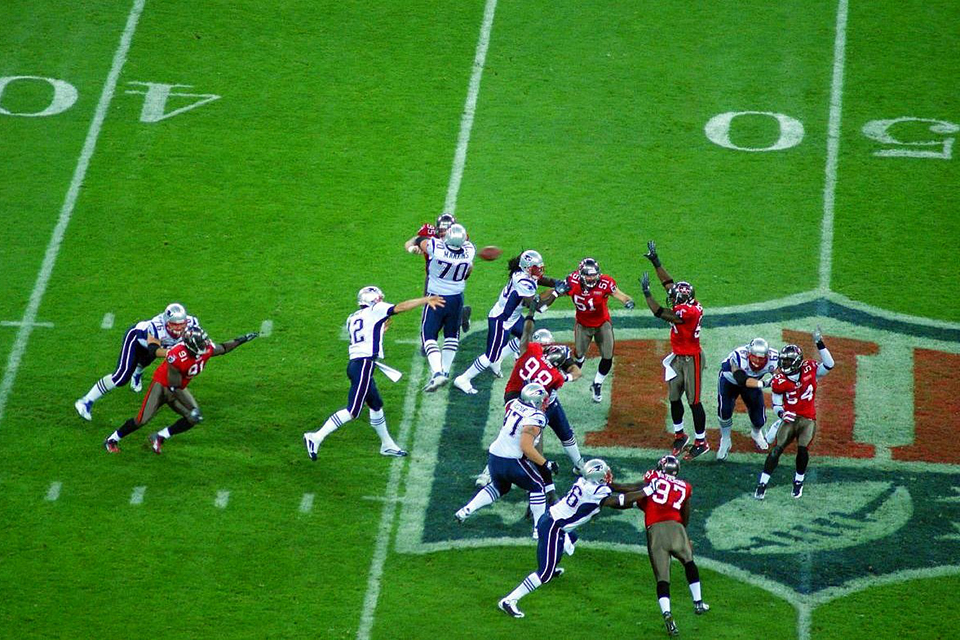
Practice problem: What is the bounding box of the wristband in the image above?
[654,307,664,318]
[816,339,826,350]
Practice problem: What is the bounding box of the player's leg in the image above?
[793,418,816,498]
[743,385,769,452]
[439,294,464,380]
[685,351,709,459]
[669,522,708,613]
[716,374,736,460]
[647,524,679,636]
[492,317,525,376]
[498,516,559,619]
[516,458,550,529]
[546,401,584,471]
[77,326,142,419]
[303,360,368,458]
[573,322,588,369]
[455,317,503,393]
[456,453,510,520]
[148,388,202,453]
[365,380,405,457]
[592,322,615,403]
[104,381,165,452]
[421,301,447,390]
[668,365,689,454]
[755,422,798,499]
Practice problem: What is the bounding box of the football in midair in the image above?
[478,246,503,261]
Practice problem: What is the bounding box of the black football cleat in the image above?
[148,433,164,455]
[685,439,710,460]
[754,483,767,500]
[793,480,804,499]
[104,438,120,454]
[663,612,679,636]
[460,306,472,333]
[671,432,690,455]
[694,600,710,615]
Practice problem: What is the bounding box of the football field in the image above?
[1,1,959,639]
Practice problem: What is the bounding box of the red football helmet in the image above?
[578,258,601,288]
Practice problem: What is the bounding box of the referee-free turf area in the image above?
[1,1,958,639]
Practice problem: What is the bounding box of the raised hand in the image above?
[640,272,652,296]
[813,325,823,345]
[644,240,661,268]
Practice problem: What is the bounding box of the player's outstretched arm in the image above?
[609,480,644,493]
[643,240,675,289]
[640,273,682,324]
[813,325,835,377]
[612,288,635,309]
[213,332,259,356]
[404,236,426,255]
[602,490,647,510]
[393,295,445,314]
[518,312,536,353]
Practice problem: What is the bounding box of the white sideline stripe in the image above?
[260,319,273,337]
[442,0,498,216]
[215,490,230,509]
[45,481,62,502]
[299,492,314,513]
[0,0,146,429]
[130,485,146,505]
[356,353,424,640]
[818,0,849,294]
[101,313,115,330]
[0,321,55,328]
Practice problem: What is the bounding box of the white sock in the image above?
[561,439,583,468]
[424,340,442,375]
[314,408,354,443]
[720,425,732,441]
[507,338,521,357]
[84,375,115,403]
[158,427,171,439]
[659,597,671,615]
[795,472,805,483]
[506,572,542,602]
[689,581,702,601]
[369,408,396,448]
[673,422,685,433]
[529,492,546,526]
[759,472,771,485]
[133,366,144,378]
[441,339,459,375]
[108,430,121,441]
[462,354,490,381]
[594,371,607,385]
[462,484,499,515]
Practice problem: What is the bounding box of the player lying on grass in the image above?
[611,455,709,637]
[497,459,647,619]
[641,239,708,460]
[103,327,258,454]
[755,326,834,500]
[303,286,444,460]
[76,303,201,421]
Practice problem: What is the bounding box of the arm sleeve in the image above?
[771,392,784,417]
[817,348,834,377]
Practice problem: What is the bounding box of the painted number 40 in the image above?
[705,111,960,159]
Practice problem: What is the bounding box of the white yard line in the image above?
[101,313,115,330]
[0,0,146,428]
[259,319,273,337]
[45,481,62,502]
[299,492,314,513]
[0,321,54,328]
[356,355,425,640]
[215,490,230,509]
[130,485,146,505]
[818,0,849,294]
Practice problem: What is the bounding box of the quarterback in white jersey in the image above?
[303,286,443,460]
[454,250,546,395]
[412,224,476,391]
[497,459,647,619]
[75,303,200,421]
[716,337,778,459]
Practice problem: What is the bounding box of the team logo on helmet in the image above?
[357,286,384,308]
[182,328,209,357]
[747,337,770,370]
[163,303,188,338]
[581,458,613,484]
[531,328,554,345]
[667,281,695,306]
[519,382,548,409]
[657,454,681,476]
[543,344,571,367]
[779,344,803,376]
[436,213,456,236]
[578,257,601,288]
[444,223,468,251]
[519,250,544,279]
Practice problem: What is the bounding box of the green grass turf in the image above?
[0,1,958,639]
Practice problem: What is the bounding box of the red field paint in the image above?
[892,348,960,464]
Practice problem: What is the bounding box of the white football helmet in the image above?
[444,224,467,250]
[357,286,384,308]
[163,303,188,338]
[531,328,554,345]
[519,250,544,278]
[519,382,548,409]
[581,458,613,484]
[747,337,770,370]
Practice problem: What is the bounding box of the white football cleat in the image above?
[531,526,538,540]
[475,466,492,487]
[454,375,478,395]
[75,399,92,421]
[130,371,143,393]
[423,372,448,393]
[489,364,503,379]
[303,433,318,461]
[380,446,408,457]
[498,599,524,619]
[752,428,770,451]
[717,436,732,461]
[455,508,469,523]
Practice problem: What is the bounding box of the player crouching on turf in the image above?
[716,337,779,460]
[103,328,258,453]
[612,455,708,637]
[303,286,444,460]
[497,459,647,619]
[755,326,834,500]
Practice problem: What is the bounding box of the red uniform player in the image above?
[103,327,259,454]
[641,240,708,459]
[405,212,472,333]
[755,326,835,500]
[540,257,634,404]
[613,455,708,636]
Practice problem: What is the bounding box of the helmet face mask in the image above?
[444,223,467,250]
[519,250,544,279]
[657,454,680,476]
[436,213,456,236]
[747,337,770,370]
[519,382,548,410]
[357,286,384,308]
[667,281,694,306]
[164,303,188,338]
[182,328,209,357]
[531,328,554,345]
[578,258,601,288]
[779,344,803,377]
[582,458,613,484]
[543,344,570,367]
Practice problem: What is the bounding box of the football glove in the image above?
[554,280,571,295]
[624,299,636,310]
[782,410,797,423]
[545,460,560,475]
[813,325,824,347]
[644,240,661,268]
[640,272,652,296]
[234,332,259,345]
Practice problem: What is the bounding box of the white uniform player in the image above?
[716,337,779,459]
